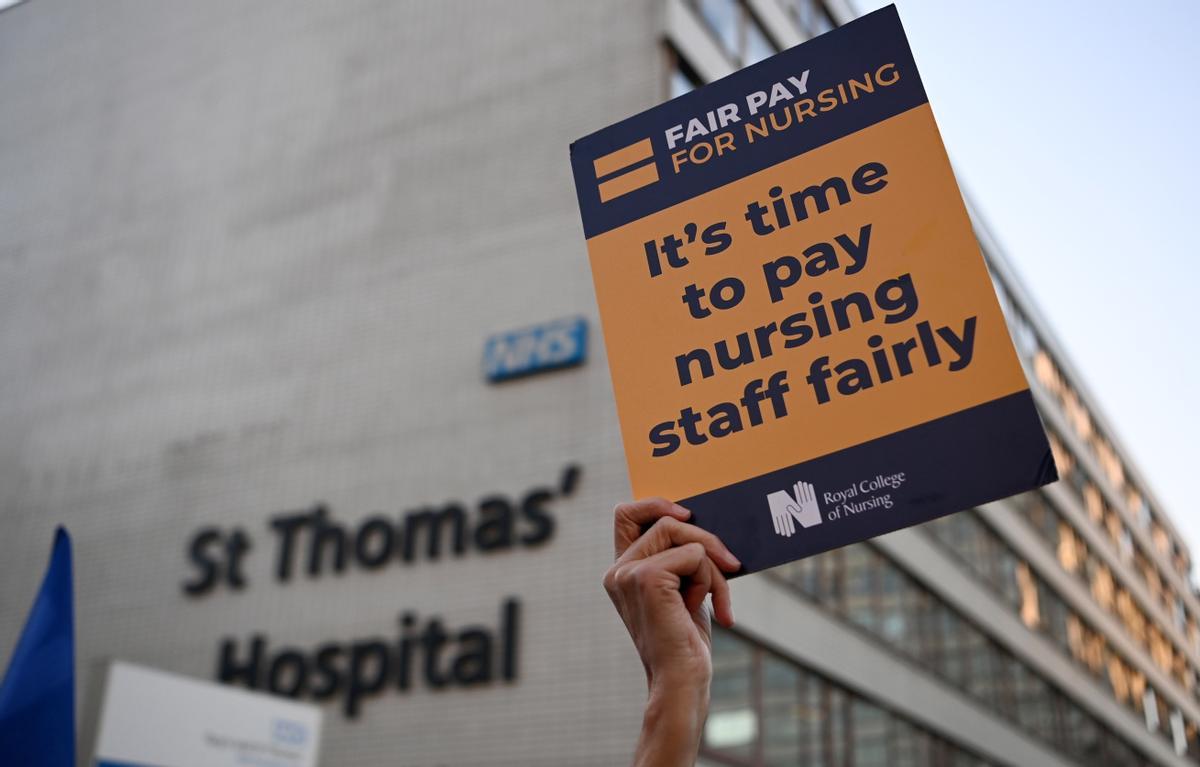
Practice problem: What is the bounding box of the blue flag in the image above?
[0,527,75,766]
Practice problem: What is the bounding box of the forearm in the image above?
[633,679,709,767]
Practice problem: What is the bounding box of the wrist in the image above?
[647,670,710,713]
[635,675,709,767]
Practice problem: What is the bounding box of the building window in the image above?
[1119,527,1135,562]
[1175,709,1191,755]
[702,627,995,766]
[706,629,758,760]
[744,13,776,65]
[1153,523,1172,557]
[668,47,703,98]
[696,0,740,60]
[1131,490,1152,530]
[1043,426,1192,659]
[992,277,1040,363]
[924,508,1200,755]
[771,542,1168,764]
[783,0,834,38]
[1145,688,1160,731]
[690,0,781,68]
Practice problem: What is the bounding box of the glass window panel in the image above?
[1014,660,1059,744]
[842,544,879,632]
[762,656,801,766]
[1157,692,1171,739]
[1064,702,1103,762]
[792,0,834,37]
[1016,561,1041,628]
[1010,309,1039,360]
[828,686,848,767]
[1186,719,1200,759]
[936,607,969,688]
[993,546,1020,607]
[851,699,890,767]
[1144,688,1160,732]
[910,728,934,766]
[668,48,702,99]
[808,4,834,36]
[705,708,758,752]
[670,68,696,98]
[1172,709,1188,756]
[697,0,740,60]
[1135,495,1152,529]
[878,564,913,648]
[1119,527,1135,561]
[798,671,828,767]
[963,632,1000,712]
[889,718,922,767]
[1039,580,1071,651]
[705,630,756,760]
[744,15,775,65]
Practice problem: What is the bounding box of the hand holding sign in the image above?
[604,498,739,675]
[603,498,739,767]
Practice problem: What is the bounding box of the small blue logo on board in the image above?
[484,317,588,382]
[272,718,309,746]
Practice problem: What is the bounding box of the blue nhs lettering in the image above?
[484,317,588,381]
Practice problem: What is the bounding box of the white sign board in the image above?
[94,661,322,767]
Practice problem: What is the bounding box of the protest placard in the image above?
[569,4,1056,573]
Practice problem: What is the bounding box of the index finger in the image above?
[613,497,691,558]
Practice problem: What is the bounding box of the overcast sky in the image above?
[851,0,1199,567]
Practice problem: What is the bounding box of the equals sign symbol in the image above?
[593,138,658,202]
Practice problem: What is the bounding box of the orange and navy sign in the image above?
[569,5,1056,573]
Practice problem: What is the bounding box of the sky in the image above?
[850,0,1199,568]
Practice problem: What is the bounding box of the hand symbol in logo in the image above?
[767,481,822,538]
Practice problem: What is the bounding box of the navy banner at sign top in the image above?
[571,5,928,239]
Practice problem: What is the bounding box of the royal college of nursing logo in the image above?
[767,481,822,538]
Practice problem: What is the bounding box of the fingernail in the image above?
[673,503,692,518]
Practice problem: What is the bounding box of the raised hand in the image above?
[603,498,740,767]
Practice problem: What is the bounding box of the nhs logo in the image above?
[484,316,588,382]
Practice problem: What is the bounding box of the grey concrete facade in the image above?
[1,2,1194,767]
[1,2,663,765]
